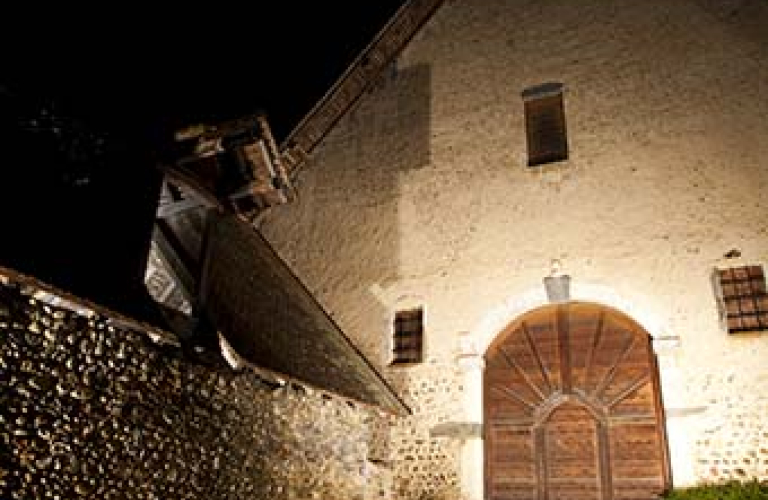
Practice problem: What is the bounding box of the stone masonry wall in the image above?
[688,356,768,481]
[0,278,401,500]
[385,363,464,500]
[259,0,768,491]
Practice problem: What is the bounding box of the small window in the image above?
[391,308,424,365]
[715,265,768,333]
[522,82,568,167]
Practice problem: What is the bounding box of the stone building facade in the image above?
[258,0,768,498]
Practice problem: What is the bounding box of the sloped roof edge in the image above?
[200,213,411,415]
[0,265,180,347]
[278,0,446,177]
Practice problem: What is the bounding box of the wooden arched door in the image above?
[484,302,670,500]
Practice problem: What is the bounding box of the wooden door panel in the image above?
[613,479,667,500]
[611,382,657,417]
[485,396,535,421]
[547,484,602,500]
[485,303,669,500]
[583,326,635,396]
[569,316,601,389]
[545,404,600,487]
[523,320,561,392]
[486,371,546,413]
[488,427,536,476]
[610,424,665,479]
[488,484,537,500]
[497,332,555,400]
[598,368,650,409]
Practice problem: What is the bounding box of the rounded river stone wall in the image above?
[0,280,386,499]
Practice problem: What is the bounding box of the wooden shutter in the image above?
[717,265,768,333]
[523,82,568,167]
[392,308,424,364]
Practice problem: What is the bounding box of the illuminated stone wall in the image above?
[259,0,768,496]
[387,363,464,499]
[0,279,401,500]
[688,366,768,482]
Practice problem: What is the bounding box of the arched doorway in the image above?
[484,302,670,500]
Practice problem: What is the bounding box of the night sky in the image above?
[1,3,407,323]
[4,3,407,141]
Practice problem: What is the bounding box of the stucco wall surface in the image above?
[260,0,768,492]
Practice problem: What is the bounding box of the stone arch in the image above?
[470,283,669,357]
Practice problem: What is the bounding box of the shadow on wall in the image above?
[348,61,432,362]
[695,0,768,48]
[356,63,432,170]
[273,63,465,499]
[275,63,432,367]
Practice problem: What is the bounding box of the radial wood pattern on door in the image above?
[484,302,670,500]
